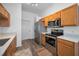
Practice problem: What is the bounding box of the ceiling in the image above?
[22,3,53,16]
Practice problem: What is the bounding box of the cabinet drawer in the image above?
[58,38,74,47]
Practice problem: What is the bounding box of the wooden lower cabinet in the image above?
[3,37,16,56]
[57,38,75,56]
[41,33,46,47]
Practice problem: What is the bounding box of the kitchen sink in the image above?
[0,38,9,46]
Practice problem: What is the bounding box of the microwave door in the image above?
[51,22,54,27]
[56,20,59,26]
[48,21,55,27]
[55,20,61,27]
[57,20,61,26]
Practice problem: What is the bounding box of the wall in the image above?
[42,3,79,35]
[41,3,74,17]
[22,11,39,40]
[0,3,22,47]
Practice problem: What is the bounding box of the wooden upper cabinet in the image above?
[61,4,78,26]
[41,4,79,27]
[43,11,61,27]
[49,11,61,21]
[0,4,9,19]
[0,3,10,27]
[47,15,52,21]
[44,17,49,27]
[52,11,61,21]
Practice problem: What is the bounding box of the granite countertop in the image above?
[0,33,16,56]
[58,34,79,42]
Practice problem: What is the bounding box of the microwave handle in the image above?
[55,20,57,26]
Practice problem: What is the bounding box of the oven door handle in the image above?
[46,35,56,39]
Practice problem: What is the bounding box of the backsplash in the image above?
[47,26,79,35]
[47,27,63,33]
[64,26,79,35]
[0,27,16,34]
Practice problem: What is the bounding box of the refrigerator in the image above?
[34,21,46,47]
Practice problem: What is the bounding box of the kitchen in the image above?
[0,3,79,56]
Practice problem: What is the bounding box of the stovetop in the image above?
[46,32,63,37]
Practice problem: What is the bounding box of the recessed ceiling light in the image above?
[32,3,38,7]
[27,3,38,7]
[35,3,38,7]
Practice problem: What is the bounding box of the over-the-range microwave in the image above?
[48,18,61,28]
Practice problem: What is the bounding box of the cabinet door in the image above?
[53,11,61,19]
[51,11,61,21]
[3,37,16,56]
[57,39,74,56]
[61,4,77,26]
[44,17,49,27]
[41,33,46,46]
[58,42,74,56]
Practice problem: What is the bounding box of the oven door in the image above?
[45,36,56,47]
[45,36,57,55]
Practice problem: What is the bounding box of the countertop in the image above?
[42,32,79,43]
[42,32,79,55]
[58,34,79,42]
[0,33,16,56]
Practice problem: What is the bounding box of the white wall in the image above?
[0,3,22,47]
[22,11,39,40]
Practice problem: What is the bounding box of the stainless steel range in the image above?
[45,29,63,55]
